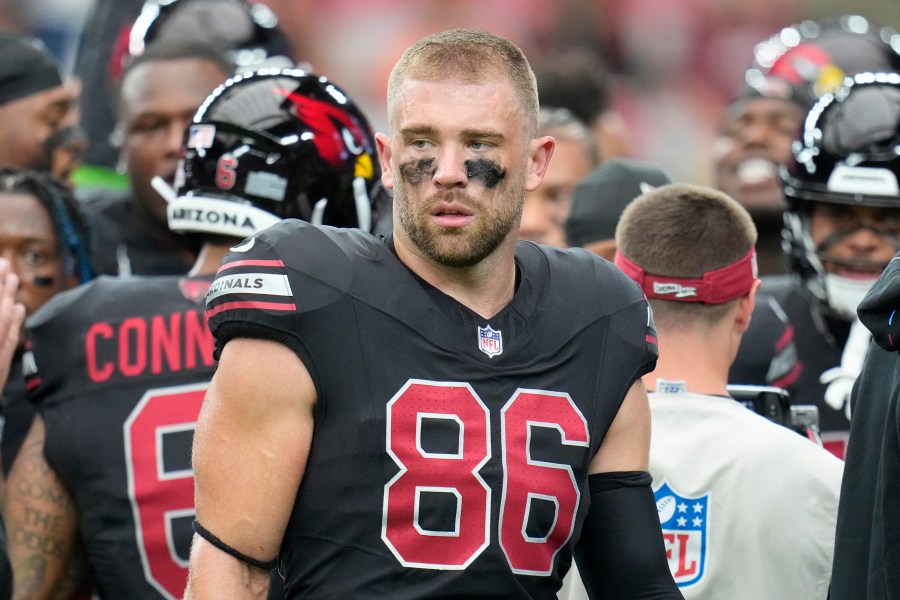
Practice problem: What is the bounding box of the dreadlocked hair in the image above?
[0,168,95,283]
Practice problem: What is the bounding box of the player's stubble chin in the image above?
[395,179,524,268]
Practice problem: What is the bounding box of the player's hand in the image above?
[0,257,26,389]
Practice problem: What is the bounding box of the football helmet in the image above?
[743,15,900,109]
[129,0,294,72]
[168,68,383,238]
[781,72,900,317]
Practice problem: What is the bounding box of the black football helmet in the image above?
[168,68,383,238]
[743,15,900,109]
[129,0,294,72]
[781,72,900,315]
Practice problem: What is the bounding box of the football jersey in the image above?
[25,274,216,600]
[206,221,658,599]
[732,275,853,456]
[78,189,198,276]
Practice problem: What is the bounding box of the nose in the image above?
[843,225,891,256]
[432,145,468,189]
[738,119,775,149]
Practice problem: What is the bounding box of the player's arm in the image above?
[185,337,316,599]
[4,415,80,600]
[575,379,682,599]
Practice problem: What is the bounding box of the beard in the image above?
[395,174,525,268]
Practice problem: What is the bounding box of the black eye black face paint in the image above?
[33,276,55,287]
[399,159,436,185]
[465,159,506,189]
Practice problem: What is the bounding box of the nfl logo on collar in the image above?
[477,325,503,358]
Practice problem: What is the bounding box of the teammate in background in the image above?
[73,0,296,184]
[614,183,842,598]
[187,29,681,599]
[0,170,91,599]
[713,15,900,276]
[0,33,86,183]
[3,69,384,600]
[518,107,598,247]
[831,250,900,599]
[563,158,670,260]
[77,41,233,276]
[0,169,94,474]
[733,72,900,457]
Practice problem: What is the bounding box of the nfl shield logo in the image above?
[187,124,216,149]
[477,325,503,358]
[654,481,710,588]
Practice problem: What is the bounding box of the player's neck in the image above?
[189,241,235,277]
[393,233,517,320]
[646,330,732,397]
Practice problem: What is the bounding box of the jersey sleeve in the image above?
[206,229,302,360]
[205,221,358,365]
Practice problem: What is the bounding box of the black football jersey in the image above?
[732,276,851,438]
[206,221,658,599]
[25,274,216,600]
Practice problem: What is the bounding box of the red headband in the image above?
[614,248,758,304]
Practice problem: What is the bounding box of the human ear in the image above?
[524,135,555,192]
[375,133,394,190]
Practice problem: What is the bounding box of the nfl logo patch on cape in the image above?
[477,325,502,357]
[654,481,709,588]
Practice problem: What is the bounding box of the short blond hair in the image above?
[386,28,539,135]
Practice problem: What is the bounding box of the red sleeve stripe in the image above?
[207,300,297,318]
[217,259,286,273]
[646,334,658,345]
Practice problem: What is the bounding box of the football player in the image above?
[713,15,900,275]
[0,169,94,474]
[78,40,233,276]
[832,208,900,598]
[186,29,680,599]
[733,72,900,459]
[4,68,384,599]
[0,33,86,183]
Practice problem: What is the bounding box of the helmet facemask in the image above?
[781,72,900,318]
